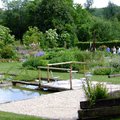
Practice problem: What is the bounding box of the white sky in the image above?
[74,0,120,8]
[0,0,120,8]
[0,0,4,8]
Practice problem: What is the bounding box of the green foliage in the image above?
[0,45,16,59]
[110,58,120,73]
[93,67,112,75]
[76,41,120,50]
[0,25,15,45]
[83,81,109,106]
[23,26,44,48]
[103,2,118,19]
[48,48,92,71]
[45,29,58,48]
[35,0,77,46]
[0,25,16,59]
[74,50,92,62]
[93,83,109,100]
[74,4,93,42]
[36,0,75,31]
[0,41,4,49]
[59,31,70,48]
[1,0,120,44]
[22,57,48,68]
[90,18,112,42]
[49,50,75,68]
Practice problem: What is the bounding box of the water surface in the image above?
[0,85,48,104]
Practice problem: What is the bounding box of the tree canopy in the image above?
[0,0,120,48]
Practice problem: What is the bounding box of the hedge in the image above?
[76,41,120,50]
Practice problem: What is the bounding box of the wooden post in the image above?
[70,63,72,90]
[83,64,86,77]
[47,65,50,82]
[38,68,41,88]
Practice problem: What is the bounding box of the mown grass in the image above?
[0,62,120,120]
[0,62,120,84]
[0,111,46,120]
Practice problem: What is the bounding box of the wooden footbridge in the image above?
[12,61,86,91]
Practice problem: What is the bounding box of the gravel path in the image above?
[0,81,119,120]
[0,89,86,120]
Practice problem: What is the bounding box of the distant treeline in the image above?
[0,0,120,47]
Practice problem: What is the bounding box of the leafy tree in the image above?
[1,0,37,42]
[35,0,77,46]
[110,18,120,39]
[0,45,16,58]
[0,25,15,59]
[90,18,112,42]
[23,26,45,49]
[45,29,58,48]
[59,31,70,48]
[74,4,93,42]
[36,0,74,31]
[0,25,15,46]
[103,1,117,19]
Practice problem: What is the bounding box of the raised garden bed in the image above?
[78,97,120,120]
[80,97,120,109]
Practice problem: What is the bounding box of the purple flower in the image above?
[35,51,44,57]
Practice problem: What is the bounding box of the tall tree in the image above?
[74,4,93,42]
[103,1,117,19]
[36,0,77,46]
[1,0,38,42]
[90,18,112,42]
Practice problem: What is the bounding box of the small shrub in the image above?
[22,57,48,68]
[49,50,75,68]
[110,59,120,73]
[83,81,109,106]
[74,50,92,62]
[93,67,112,75]
[0,25,15,45]
[0,45,16,59]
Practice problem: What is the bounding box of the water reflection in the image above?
[0,85,41,104]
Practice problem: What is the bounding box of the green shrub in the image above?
[23,27,41,45]
[93,83,109,100]
[110,59,120,73]
[93,67,112,75]
[0,45,16,59]
[83,81,109,106]
[90,61,105,68]
[0,41,4,49]
[46,51,59,60]
[74,50,92,62]
[0,25,15,45]
[76,41,120,50]
[22,57,48,68]
[50,50,75,68]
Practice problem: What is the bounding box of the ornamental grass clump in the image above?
[83,80,109,106]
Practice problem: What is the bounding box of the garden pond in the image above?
[0,84,50,104]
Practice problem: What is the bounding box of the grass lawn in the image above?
[0,62,120,120]
[0,62,120,84]
[0,111,46,120]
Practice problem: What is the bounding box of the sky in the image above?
[74,0,120,8]
[0,0,120,8]
[0,1,3,8]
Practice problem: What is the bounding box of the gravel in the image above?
[0,81,119,120]
[0,89,86,120]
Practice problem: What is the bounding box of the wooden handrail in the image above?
[38,61,86,90]
[38,66,71,71]
[48,61,86,66]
